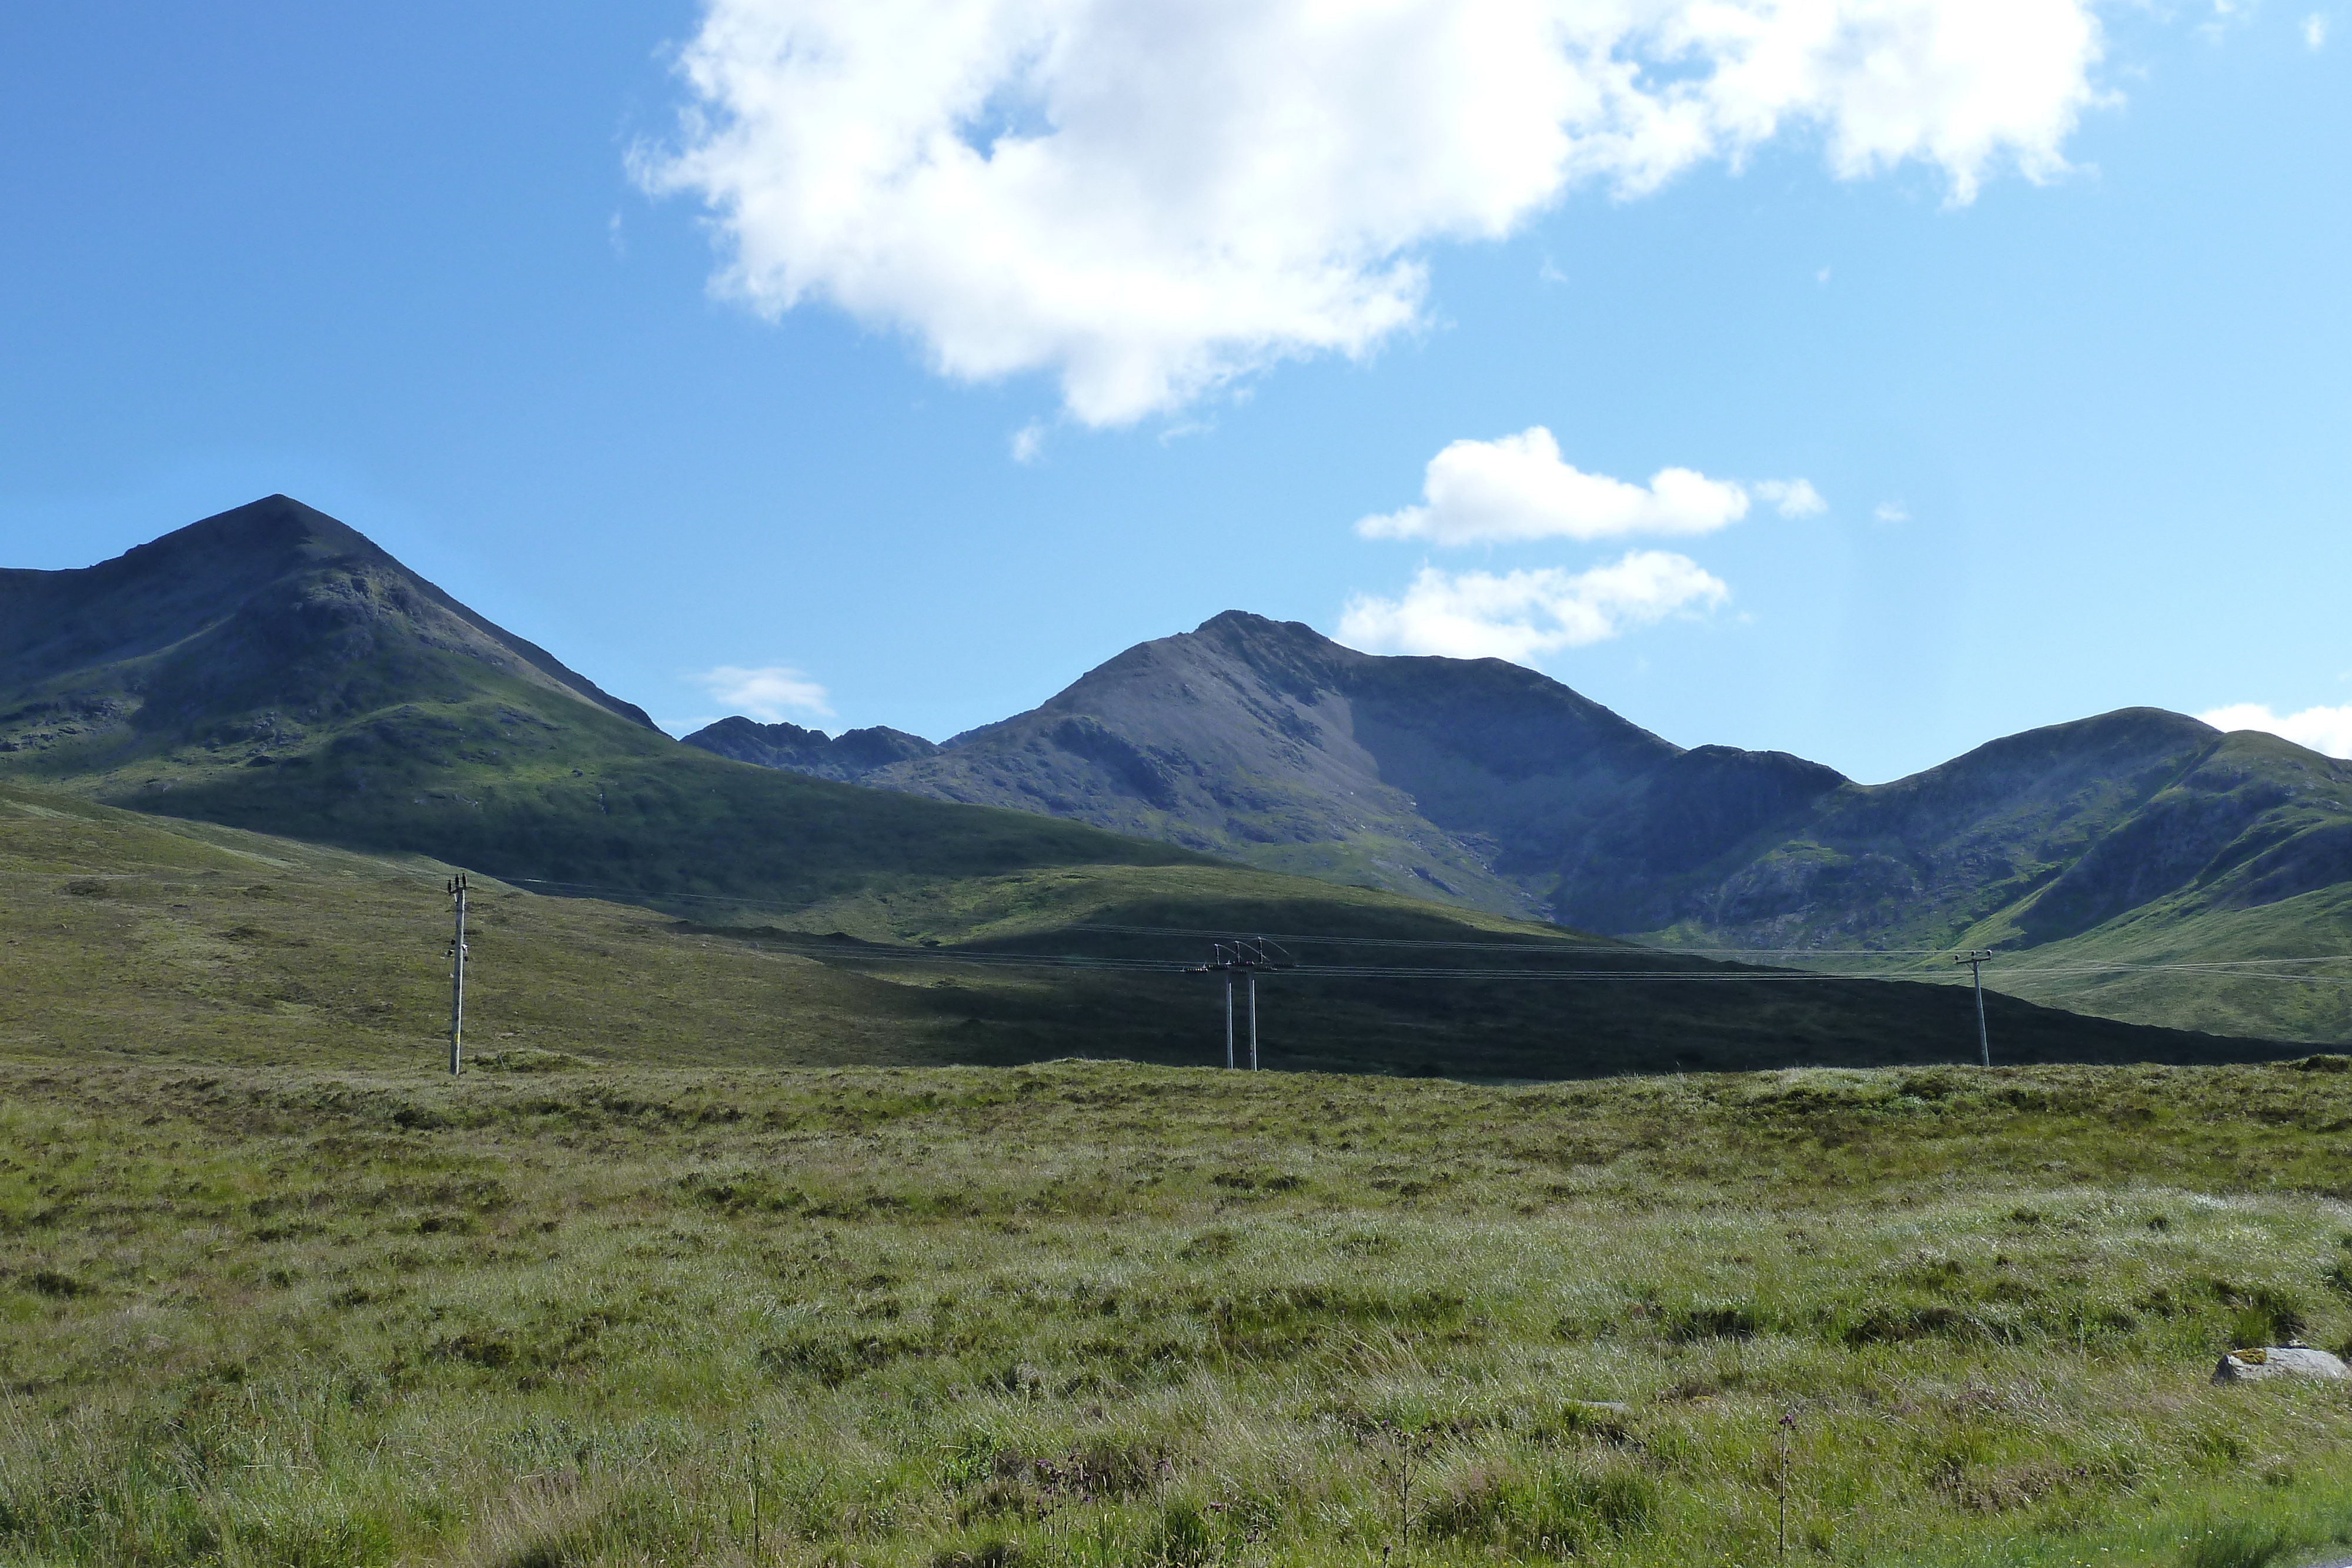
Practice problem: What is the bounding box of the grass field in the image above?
[6,1058,2352,1567]
[1,782,2300,1083]
[1960,888,2352,1048]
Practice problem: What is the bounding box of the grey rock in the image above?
[2211,1346,2350,1383]
[684,716,937,782]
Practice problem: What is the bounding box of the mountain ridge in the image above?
[5,497,2340,1051]
[0,496,1211,914]
[686,612,2352,1041]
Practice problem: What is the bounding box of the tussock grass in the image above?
[6,1059,2352,1564]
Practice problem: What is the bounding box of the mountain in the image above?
[0,496,1208,908]
[685,613,2352,1041]
[1,493,656,738]
[1612,710,2352,948]
[688,716,939,781]
[681,609,1863,918]
[5,497,2310,1075]
[693,610,1788,917]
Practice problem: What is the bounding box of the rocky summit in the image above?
[690,612,2352,1042]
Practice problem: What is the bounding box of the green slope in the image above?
[1937,882,2352,1042]
[1638,727,2352,1042]
[3,781,2306,1078]
[78,654,1210,910]
[0,496,1208,910]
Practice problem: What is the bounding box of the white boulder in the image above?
[2212,1346,2350,1383]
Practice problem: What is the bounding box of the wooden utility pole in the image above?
[1224,964,1236,1069]
[1247,968,1259,1072]
[1952,950,1992,1067]
[1188,939,1291,1069]
[447,874,469,1075]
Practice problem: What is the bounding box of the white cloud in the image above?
[1753,478,1828,517]
[1357,426,1817,546]
[1011,422,1047,464]
[2197,703,2352,759]
[1874,501,1911,523]
[1338,551,1729,661]
[2307,14,2331,48]
[692,664,834,723]
[639,0,2108,424]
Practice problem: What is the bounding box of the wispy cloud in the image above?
[1011,422,1047,464]
[2197,702,2352,758]
[2306,13,2331,49]
[1874,502,1911,524]
[638,0,2108,424]
[1357,427,1820,546]
[1754,479,1828,518]
[1338,553,1729,661]
[691,664,834,723]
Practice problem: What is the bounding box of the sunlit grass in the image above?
[5,1059,2352,1565]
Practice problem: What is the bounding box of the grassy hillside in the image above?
[1958,885,2352,1045]
[1,783,2303,1080]
[0,497,1208,919]
[15,502,2346,1051]
[1709,863,2352,1048]
[13,653,1207,912]
[7,1058,2352,1566]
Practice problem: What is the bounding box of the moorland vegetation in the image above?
[6,1059,2352,1567]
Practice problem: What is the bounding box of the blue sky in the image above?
[1,1,2345,783]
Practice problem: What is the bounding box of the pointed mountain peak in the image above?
[1191,609,1345,653]
[119,494,389,577]
[2,496,657,734]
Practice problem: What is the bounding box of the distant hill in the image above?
[0,496,1207,910]
[689,716,940,781]
[2,778,2301,1077]
[686,612,2352,1042]
[1,493,657,733]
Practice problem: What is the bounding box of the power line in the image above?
[766,942,2352,987]
[1184,939,1291,1068]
